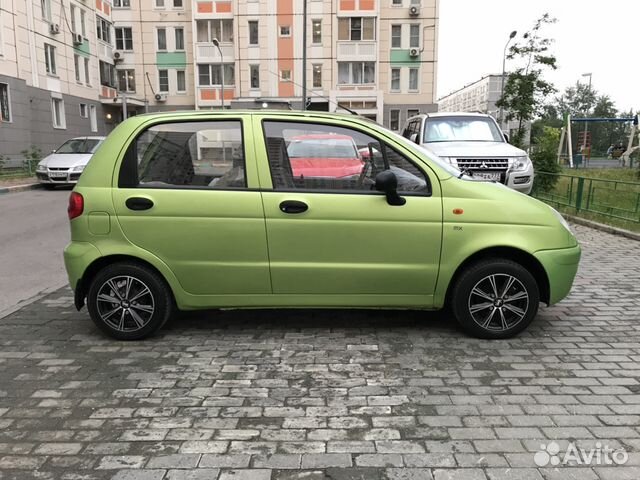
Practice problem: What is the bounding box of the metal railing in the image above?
[534,172,640,224]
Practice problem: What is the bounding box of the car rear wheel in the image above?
[451,259,539,339]
[87,262,175,340]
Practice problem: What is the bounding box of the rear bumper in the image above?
[534,244,581,305]
[63,241,101,292]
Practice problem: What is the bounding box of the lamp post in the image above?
[301,0,307,110]
[499,30,517,129]
[581,73,592,155]
[212,38,225,109]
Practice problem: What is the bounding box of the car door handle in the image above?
[279,200,308,214]
[126,197,154,211]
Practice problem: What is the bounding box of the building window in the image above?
[70,4,77,33]
[173,0,183,7]
[248,21,258,45]
[155,0,164,7]
[51,98,65,129]
[410,24,420,48]
[198,64,235,86]
[389,109,400,131]
[250,64,259,89]
[279,25,291,37]
[158,70,169,92]
[409,68,419,91]
[337,62,375,85]
[312,19,322,43]
[196,19,234,43]
[175,28,184,50]
[44,43,56,75]
[79,103,88,118]
[80,10,86,37]
[176,70,186,92]
[157,28,167,50]
[410,0,420,4]
[391,68,400,92]
[89,104,97,132]
[97,16,111,44]
[0,83,11,122]
[280,69,291,82]
[117,69,136,92]
[73,54,81,82]
[41,0,51,21]
[114,0,131,7]
[407,108,419,118]
[84,58,90,85]
[115,27,133,50]
[338,17,375,41]
[392,0,402,5]
[99,60,116,87]
[391,25,401,48]
[312,64,322,88]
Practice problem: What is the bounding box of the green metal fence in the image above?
[0,160,39,178]
[533,172,640,224]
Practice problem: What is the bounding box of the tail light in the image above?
[68,192,84,220]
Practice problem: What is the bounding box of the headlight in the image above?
[70,165,85,172]
[512,156,531,172]
[549,206,572,234]
[36,163,48,172]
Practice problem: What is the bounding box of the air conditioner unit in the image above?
[408,5,419,16]
[113,51,124,61]
[49,23,60,34]
[72,33,83,45]
[155,93,167,102]
[409,47,420,57]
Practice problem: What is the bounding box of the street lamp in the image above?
[212,38,225,109]
[499,30,517,129]
[581,72,593,155]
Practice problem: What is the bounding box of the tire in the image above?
[450,259,539,339]
[86,262,175,340]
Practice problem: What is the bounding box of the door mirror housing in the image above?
[503,133,509,143]
[409,133,418,144]
[375,170,406,206]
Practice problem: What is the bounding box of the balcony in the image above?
[196,43,235,63]
[337,41,376,61]
[197,86,235,107]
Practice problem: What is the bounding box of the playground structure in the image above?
[557,114,639,167]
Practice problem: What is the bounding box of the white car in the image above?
[36,136,106,188]
[401,113,534,194]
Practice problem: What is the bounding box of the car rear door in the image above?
[253,115,443,305]
[112,116,271,297]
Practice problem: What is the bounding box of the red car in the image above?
[287,134,364,178]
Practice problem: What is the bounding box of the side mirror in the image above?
[51,149,57,153]
[409,133,418,144]
[503,133,509,143]
[375,170,406,206]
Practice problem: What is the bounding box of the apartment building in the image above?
[0,0,438,157]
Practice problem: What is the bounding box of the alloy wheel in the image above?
[95,276,155,332]
[467,273,529,332]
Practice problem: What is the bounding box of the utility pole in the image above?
[499,30,517,129]
[301,0,307,110]
[581,73,592,160]
[213,38,225,109]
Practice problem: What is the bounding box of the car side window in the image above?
[263,120,430,195]
[120,120,246,189]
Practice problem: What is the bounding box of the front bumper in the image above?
[37,171,81,184]
[505,163,534,195]
[534,244,581,305]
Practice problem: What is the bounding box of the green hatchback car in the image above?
[64,110,580,340]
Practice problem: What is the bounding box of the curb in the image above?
[0,182,43,195]
[566,214,640,242]
[0,283,69,320]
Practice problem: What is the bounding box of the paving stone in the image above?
[218,469,271,480]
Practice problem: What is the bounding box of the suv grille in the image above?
[455,159,510,170]
[48,167,70,171]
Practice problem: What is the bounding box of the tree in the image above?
[554,82,598,118]
[531,127,562,194]
[496,14,557,148]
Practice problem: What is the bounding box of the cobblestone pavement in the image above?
[1,224,639,480]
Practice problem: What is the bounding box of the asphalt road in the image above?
[0,188,71,317]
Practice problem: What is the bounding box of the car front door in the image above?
[112,117,271,297]
[254,116,443,305]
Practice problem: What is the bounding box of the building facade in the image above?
[0,0,438,158]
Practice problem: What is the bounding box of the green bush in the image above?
[531,126,562,194]
[20,145,43,175]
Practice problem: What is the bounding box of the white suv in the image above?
[401,112,534,194]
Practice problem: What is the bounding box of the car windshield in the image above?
[56,138,103,154]
[423,116,504,143]
[384,129,462,177]
[288,138,359,159]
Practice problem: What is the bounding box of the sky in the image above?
[437,0,640,114]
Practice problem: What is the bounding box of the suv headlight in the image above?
[36,163,48,172]
[70,165,85,172]
[512,156,531,172]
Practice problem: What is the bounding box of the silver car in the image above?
[36,136,105,188]
[401,113,534,194]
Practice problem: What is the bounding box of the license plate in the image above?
[49,172,67,178]
[473,171,501,181]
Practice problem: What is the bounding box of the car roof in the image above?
[408,112,492,120]
[67,136,107,140]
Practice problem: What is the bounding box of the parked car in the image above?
[401,113,534,194]
[287,134,364,178]
[36,136,106,188]
[63,111,580,341]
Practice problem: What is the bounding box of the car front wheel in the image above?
[87,262,175,340]
[451,259,539,339]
